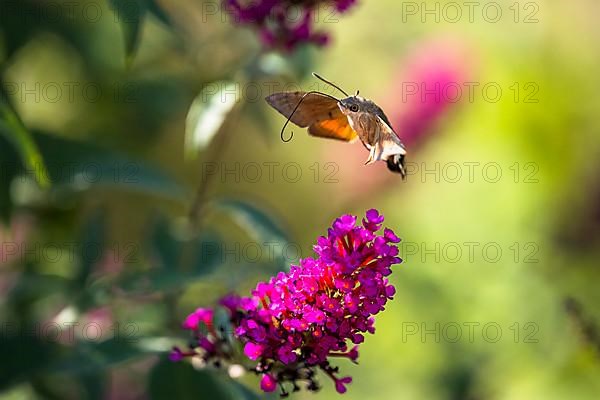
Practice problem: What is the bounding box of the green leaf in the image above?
[243,100,273,144]
[0,135,19,221]
[109,0,147,65]
[254,45,315,80]
[0,88,50,188]
[118,233,222,293]
[49,339,151,374]
[190,232,224,276]
[0,2,104,65]
[227,380,266,400]
[185,82,239,160]
[146,0,173,27]
[212,306,233,340]
[75,210,107,287]
[288,44,316,80]
[212,199,291,270]
[149,359,246,400]
[149,216,182,269]
[31,376,72,400]
[0,335,58,390]
[6,269,72,313]
[212,200,288,245]
[32,373,109,400]
[78,373,109,400]
[30,130,187,201]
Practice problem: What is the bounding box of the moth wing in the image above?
[377,116,405,147]
[265,92,339,128]
[374,115,408,177]
[374,115,406,157]
[308,116,358,142]
[357,114,406,160]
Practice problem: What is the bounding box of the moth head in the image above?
[338,96,365,116]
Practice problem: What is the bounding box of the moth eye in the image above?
[350,104,359,112]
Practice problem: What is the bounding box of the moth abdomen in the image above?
[387,154,407,179]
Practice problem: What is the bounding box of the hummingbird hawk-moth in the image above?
[265,73,407,178]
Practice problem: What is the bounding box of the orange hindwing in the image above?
[308,117,358,142]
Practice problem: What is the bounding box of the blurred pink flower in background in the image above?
[93,249,126,277]
[80,306,114,340]
[385,36,474,148]
[322,36,475,203]
[47,305,115,346]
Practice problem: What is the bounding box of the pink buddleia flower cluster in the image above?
[223,0,358,50]
[171,210,402,396]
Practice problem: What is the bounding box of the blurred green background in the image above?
[2,0,600,399]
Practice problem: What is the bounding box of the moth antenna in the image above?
[280,91,340,143]
[312,72,350,97]
[355,90,360,96]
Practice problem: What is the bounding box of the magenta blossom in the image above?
[261,374,278,392]
[182,307,213,330]
[224,0,358,50]
[171,210,403,396]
